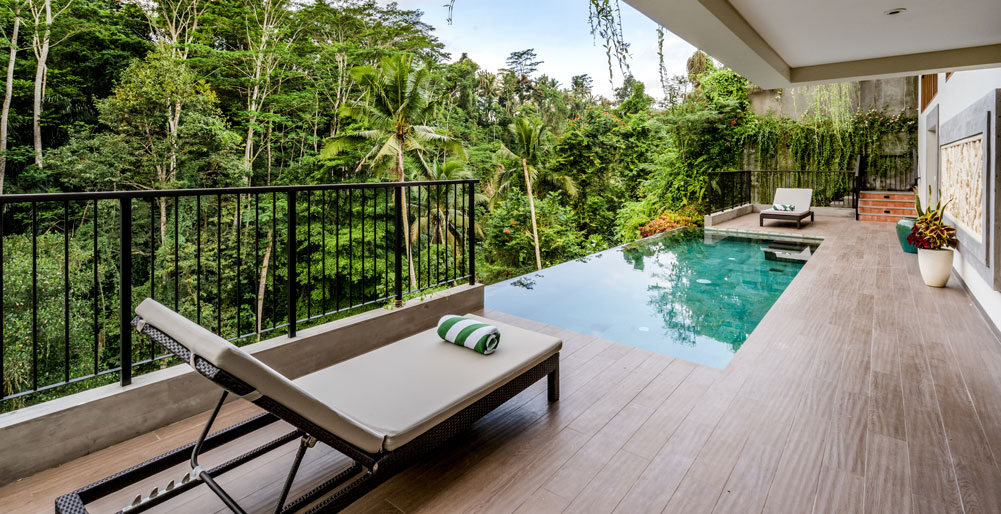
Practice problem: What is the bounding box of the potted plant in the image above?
[906,196,958,287]
[894,187,922,253]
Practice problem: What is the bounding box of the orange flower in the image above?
[503,229,511,234]
[510,221,517,225]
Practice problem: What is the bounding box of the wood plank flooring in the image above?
[2,215,1001,513]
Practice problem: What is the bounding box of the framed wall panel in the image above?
[938,89,999,290]
[940,134,985,243]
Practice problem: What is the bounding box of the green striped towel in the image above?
[437,315,500,355]
[773,203,796,211]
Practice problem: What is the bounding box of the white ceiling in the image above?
[729,0,1001,67]
[626,0,1001,87]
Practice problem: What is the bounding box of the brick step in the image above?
[858,213,911,223]
[861,192,914,201]
[859,198,913,206]
[859,206,917,216]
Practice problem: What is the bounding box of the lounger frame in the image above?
[55,317,560,514]
[760,210,814,228]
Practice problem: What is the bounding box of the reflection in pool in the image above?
[485,228,819,368]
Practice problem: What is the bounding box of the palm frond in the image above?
[320,131,382,160]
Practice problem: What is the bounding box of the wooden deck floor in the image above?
[3,215,1001,514]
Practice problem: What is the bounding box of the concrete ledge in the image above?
[705,204,754,227]
[0,284,483,485]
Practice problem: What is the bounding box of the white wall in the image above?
[918,68,1001,332]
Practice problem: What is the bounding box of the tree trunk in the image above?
[159,197,167,242]
[397,145,417,289]
[256,229,273,340]
[522,158,542,270]
[244,123,255,170]
[31,30,48,169]
[168,98,181,180]
[0,11,20,192]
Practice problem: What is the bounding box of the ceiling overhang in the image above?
[626,0,1001,88]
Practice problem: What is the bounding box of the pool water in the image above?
[485,228,819,368]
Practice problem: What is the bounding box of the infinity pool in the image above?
[485,228,819,368]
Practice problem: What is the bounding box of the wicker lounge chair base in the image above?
[55,316,560,514]
[760,210,814,228]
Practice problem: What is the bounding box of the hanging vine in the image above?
[445,0,456,25]
[749,109,916,173]
[657,27,668,95]
[588,0,631,81]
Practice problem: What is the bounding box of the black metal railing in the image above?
[709,170,859,214]
[0,180,477,408]
[707,170,751,213]
[857,148,918,192]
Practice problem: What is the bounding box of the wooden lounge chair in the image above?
[759,188,814,228]
[55,298,561,514]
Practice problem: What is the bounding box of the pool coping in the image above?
[704,226,825,244]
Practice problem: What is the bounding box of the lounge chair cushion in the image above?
[135,299,387,454]
[761,188,813,215]
[294,314,561,451]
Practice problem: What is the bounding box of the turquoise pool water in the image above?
[485,228,819,368]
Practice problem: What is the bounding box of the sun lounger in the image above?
[55,298,561,514]
[759,188,814,228]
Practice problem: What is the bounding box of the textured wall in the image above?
[940,135,985,241]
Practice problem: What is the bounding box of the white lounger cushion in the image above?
[761,188,813,215]
[294,314,562,451]
[136,299,562,454]
[135,298,386,454]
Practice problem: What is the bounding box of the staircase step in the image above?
[858,213,911,223]
[859,198,913,206]
[859,206,917,216]
[861,191,914,201]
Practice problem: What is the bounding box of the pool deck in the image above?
[3,214,1001,513]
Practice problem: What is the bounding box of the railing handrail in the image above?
[0,179,479,203]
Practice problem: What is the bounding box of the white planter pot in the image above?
[917,248,954,287]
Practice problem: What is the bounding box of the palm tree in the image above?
[321,54,459,289]
[409,159,484,264]
[498,116,547,270]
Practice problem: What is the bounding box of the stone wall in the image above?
[748,76,918,118]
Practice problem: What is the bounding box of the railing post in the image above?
[287,190,297,338]
[467,182,476,285]
[708,173,713,213]
[120,197,132,386]
[394,185,404,305]
[745,171,751,206]
[854,156,861,220]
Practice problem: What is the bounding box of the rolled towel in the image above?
[773,203,795,212]
[437,315,500,355]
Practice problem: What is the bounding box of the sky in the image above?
[381,0,696,100]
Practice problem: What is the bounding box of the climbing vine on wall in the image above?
[748,110,917,175]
